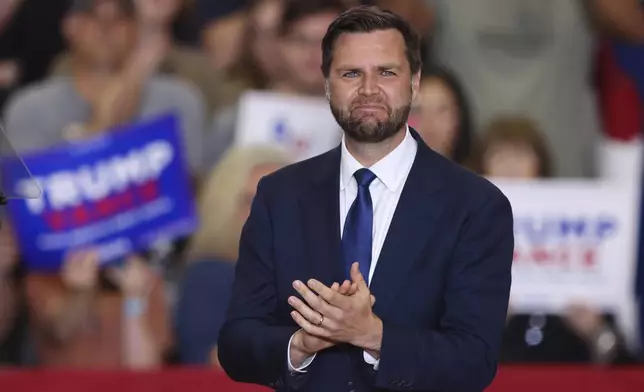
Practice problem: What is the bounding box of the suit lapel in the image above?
[370,133,447,317]
[299,147,345,286]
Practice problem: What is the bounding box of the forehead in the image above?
[331,29,408,69]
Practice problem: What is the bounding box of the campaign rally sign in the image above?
[492,179,639,314]
[1,113,198,271]
[235,90,342,161]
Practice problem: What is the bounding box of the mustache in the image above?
[350,98,389,110]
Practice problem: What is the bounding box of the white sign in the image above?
[235,90,342,161]
[598,137,642,184]
[492,179,640,314]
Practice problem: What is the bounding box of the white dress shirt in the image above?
[288,127,418,373]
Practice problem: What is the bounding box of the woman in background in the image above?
[472,116,552,178]
[475,115,637,364]
[174,146,290,366]
[410,64,474,166]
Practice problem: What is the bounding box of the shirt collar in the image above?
[340,125,417,193]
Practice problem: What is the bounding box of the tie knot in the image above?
[354,168,377,187]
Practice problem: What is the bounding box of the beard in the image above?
[330,96,411,143]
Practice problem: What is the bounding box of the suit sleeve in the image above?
[217,178,301,389]
[374,190,514,392]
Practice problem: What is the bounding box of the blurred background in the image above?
[0,0,643,391]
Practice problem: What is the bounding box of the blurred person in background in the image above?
[50,0,231,115]
[475,116,637,364]
[2,0,207,177]
[197,0,248,72]
[0,223,28,366]
[410,63,474,166]
[227,0,367,96]
[2,0,204,366]
[207,0,349,170]
[174,146,290,366]
[473,116,552,178]
[276,0,350,96]
[199,0,373,76]
[0,0,68,110]
[376,0,433,61]
[227,0,286,93]
[426,0,644,178]
[375,0,433,39]
[25,250,170,368]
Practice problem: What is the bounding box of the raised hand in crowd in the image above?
[106,255,156,299]
[43,250,101,343]
[563,303,606,343]
[108,255,167,369]
[134,0,179,30]
[82,0,174,135]
[61,249,100,293]
[84,31,166,134]
[130,0,177,66]
[562,303,627,364]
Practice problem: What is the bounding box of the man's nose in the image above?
[358,73,380,96]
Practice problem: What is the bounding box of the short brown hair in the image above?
[474,116,553,177]
[321,5,422,78]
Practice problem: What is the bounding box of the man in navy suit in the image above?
[218,6,514,392]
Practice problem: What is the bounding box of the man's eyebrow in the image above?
[377,64,402,70]
[334,64,402,72]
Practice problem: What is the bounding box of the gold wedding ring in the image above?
[316,313,324,327]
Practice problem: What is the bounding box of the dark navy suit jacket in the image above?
[218,130,514,392]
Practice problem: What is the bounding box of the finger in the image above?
[331,282,340,291]
[106,268,123,286]
[292,281,334,314]
[290,311,330,338]
[350,262,368,289]
[64,250,90,273]
[347,282,359,296]
[83,251,100,269]
[288,296,330,329]
[339,280,352,294]
[126,254,148,266]
[306,279,349,310]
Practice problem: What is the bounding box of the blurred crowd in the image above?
[0,0,643,370]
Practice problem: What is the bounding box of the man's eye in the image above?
[381,71,396,76]
[343,71,359,78]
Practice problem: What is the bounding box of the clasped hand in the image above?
[288,262,382,352]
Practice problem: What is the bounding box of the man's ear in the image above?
[411,71,421,102]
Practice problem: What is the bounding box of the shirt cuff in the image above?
[287,330,316,373]
[363,350,380,370]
